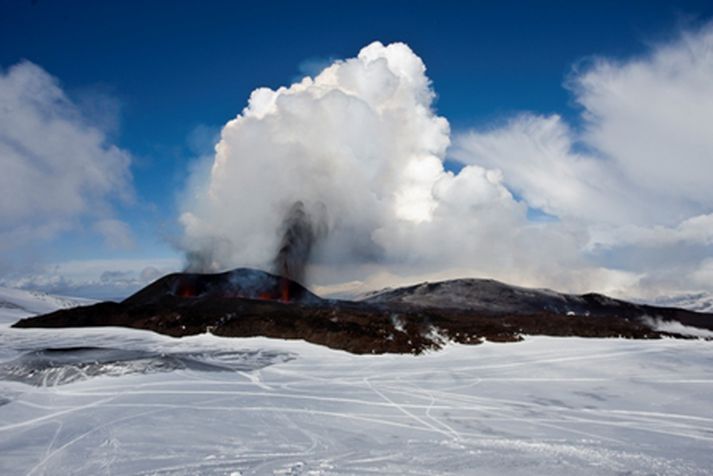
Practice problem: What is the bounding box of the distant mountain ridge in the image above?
[363,278,713,330]
[363,278,604,314]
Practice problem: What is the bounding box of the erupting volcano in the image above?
[125,268,321,306]
[271,201,325,303]
[12,268,713,353]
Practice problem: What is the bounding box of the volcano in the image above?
[122,268,321,306]
[12,268,713,353]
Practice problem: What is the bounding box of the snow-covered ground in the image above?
[1,292,712,475]
[0,287,93,325]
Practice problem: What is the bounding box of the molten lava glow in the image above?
[173,276,291,302]
[280,279,290,303]
[177,285,195,298]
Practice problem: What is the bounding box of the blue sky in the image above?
[2,1,713,298]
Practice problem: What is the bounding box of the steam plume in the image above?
[178,41,589,292]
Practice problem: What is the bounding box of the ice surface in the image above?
[0,347,294,387]
[1,291,713,475]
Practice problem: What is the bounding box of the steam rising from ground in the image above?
[642,316,713,339]
[181,32,713,299]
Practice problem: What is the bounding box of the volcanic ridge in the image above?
[12,268,713,354]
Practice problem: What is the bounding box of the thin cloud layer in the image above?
[574,27,713,212]
[0,258,180,300]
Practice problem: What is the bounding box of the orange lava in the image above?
[280,278,290,302]
[177,285,195,298]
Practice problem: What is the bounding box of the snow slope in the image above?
[0,286,93,325]
[646,292,713,314]
[1,292,712,475]
[362,279,583,313]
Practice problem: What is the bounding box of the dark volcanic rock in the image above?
[365,279,713,330]
[124,268,321,306]
[12,269,713,354]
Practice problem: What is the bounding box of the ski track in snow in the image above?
[1,304,713,475]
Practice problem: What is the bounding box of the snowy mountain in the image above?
[362,278,613,314]
[364,279,713,315]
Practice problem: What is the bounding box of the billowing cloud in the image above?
[452,114,644,225]
[179,41,641,296]
[181,42,453,272]
[0,61,133,255]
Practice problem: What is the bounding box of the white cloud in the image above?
[453,24,713,299]
[452,114,644,225]
[178,27,713,302]
[573,27,713,212]
[180,42,454,273]
[455,26,713,228]
[0,61,133,254]
[3,28,710,305]
[179,41,642,296]
[588,213,713,250]
[93,219,136,250]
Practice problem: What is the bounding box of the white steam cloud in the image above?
[180,43,445,268]
[181,41,452,273]
[180,42,598,292]
[182,29,713,300]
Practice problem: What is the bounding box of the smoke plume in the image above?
[273,201,325,283]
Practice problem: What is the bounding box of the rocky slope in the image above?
[363,278,713,330]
